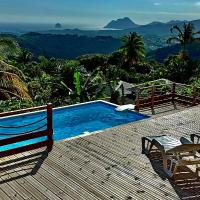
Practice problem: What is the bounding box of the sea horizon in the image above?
[0,22,107,34]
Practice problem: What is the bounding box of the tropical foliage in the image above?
[0,23,200,112]
[0,37,21,60]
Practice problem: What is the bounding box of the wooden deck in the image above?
[139,102,187,117]
[1,105,200,200]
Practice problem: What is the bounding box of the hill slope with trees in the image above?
[18,33,121,59]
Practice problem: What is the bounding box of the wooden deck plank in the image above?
[45,149,117,199]
[12,152,65,200]
[23,149,102,200]
[0,188,12,200]
[1,152,62,200]
[18,150,76,200]
[52,144,152,199]
[0,157,27,200]
[62,138,177,199]
[55,142,174,199]
[0,182,24,200]
[0,153,45,200]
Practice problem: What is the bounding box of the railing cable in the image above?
[0,117,47,129]
[0,124,47,136]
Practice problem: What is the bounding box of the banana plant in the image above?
[71,68,106,103]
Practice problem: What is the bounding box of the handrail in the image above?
[0,105,48,118]
[135,82,200,112]
[137,83,173,91]
[176,82,193,87]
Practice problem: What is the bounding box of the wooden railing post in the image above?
[135,89,140,112]
[47,103,53,150]
[151,86,155,110]
[192,86,197,106]
[172,83,176,105]
[121,84,125,105]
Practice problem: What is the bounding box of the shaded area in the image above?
[0,149,49,184]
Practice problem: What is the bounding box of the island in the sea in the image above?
[55,23,62,29]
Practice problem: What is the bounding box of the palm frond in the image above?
[0,71,31,100]
[0,60,25,80]
[170,25,184,38]
[0,60,31,101]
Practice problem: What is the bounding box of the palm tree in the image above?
[0,60,31,100]
[120,32,145,68]
[167,22,200,54]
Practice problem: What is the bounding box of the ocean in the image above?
[0,22,102,34]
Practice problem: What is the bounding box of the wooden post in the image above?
[135,89,140,112]
[47,103,53,150]
[172,83,176,105]
[151,86,155,110]
[121,84,125,105]
[192,86,197,106]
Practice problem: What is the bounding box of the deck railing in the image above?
[0,103,53,158]
[135,83,200,111]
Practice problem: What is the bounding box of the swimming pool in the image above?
[0,101,149,151]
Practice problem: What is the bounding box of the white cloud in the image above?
[153,2,161,6]
[195,2,200,6]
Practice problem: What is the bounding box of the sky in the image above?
[0,0,200,27]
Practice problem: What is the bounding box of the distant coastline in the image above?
[0,18,198,34]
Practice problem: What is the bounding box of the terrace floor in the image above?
[1,104,200,200]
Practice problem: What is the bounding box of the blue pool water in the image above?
[0,101,149,151]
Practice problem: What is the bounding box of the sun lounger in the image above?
[142,135,200,177]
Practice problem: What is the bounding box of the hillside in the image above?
[148,43,200,62]
[17,33,121,59]
[15,33,166,59]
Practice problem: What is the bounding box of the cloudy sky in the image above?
[0,0,200,26]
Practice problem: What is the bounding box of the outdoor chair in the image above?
[142,135,200,178]
[191,133,200,144]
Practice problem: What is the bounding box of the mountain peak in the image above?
[104,17,139,30]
